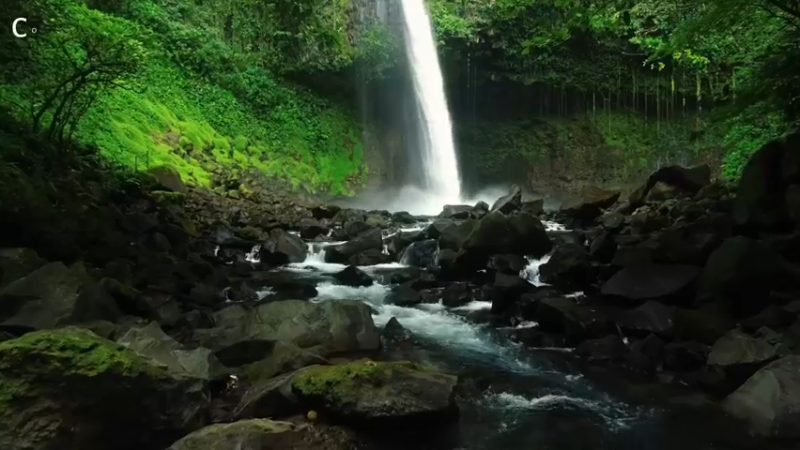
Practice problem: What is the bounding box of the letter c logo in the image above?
[13,18,26,38]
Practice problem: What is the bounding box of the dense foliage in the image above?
[430,0,800,178]
[0,0,397,194]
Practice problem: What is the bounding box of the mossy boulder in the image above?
[0,327,208,450]
[148,165,187,193]
[291,360,458,429]
[151,190,186,207]
[166,419,359,450]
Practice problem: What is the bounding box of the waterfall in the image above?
[399,0,461,203]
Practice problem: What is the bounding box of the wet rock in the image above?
[166,419,358,450]
[387,230,425,256]
[535,298,612,343]
[490,184,522,214]
[332,265,373,287]
[325,228,382,264]
[576,335,628,362]
[626,333,665,374]
[472,200,490,218]
[559,186,621,222]
[365,212,389,228]
[0,328,207,450]
[442,282,472,308]
[0,261,121,330]
[707,330,777,377]
[628,164,711,209]
[298,218,328,240]
[456,212,550,273]
[588,231,617,263]
[194,300,379,358]
[487,254,527,275]
[490,272,531,315]
[291,360,458,429]
[265,229,307,264]
[386,282,423,306]
[400,239,438,270]
[722,355,800,438]
[382,317,412,345]
[312,205,341,220]
[118,321,225,380]
[601,264,700,302]
[331,208,365,226]
[650,213,733,265]
[349,249,391,266]
[241,341,329,382]
[392,211,418,224]
[539,243,592,287]
[617,300,676,337]
[343,220,373,238]
[439,204,473,219]
[697,236,800,316]
[0,248,45,289]
[672,306,734,345]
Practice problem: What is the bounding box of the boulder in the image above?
[391,211,418,224]
[576,335,628,362]
[0,262,121,330]
[387,230,425,256]
[194,300,380,358]
[472,201,490,219]
[722,355,800,438]
[325,228,382,264]
[0,328,207,450]
[439,205,472,219]
[441,282,472,308]
[0,248,45,289]
[598,212,624,230]
[386,282,424,306]
[343,220,373,238]
[331,208,365,226]
[399,239,438,270]
[148,165,187,193]
[490,184,522,214]
[601,264,700,302]
[663,341,710,371]
[240,342,329,382]
[672,306,734,345]
[365,212,389,228]
[708,330,777,373]
[332,265,373,287]
[291,360,458,429]
[520,198,544,216]
[487,254,527,275]
[165,419,357,450]
[559,187,620,221]
[616,300,676,337]
[348,249,391,266]
[733,134,799,230]
[298,218,328,240]
[117,322,225,380]
[628,165,711,208]
[490,272,531,315]
[539,243,592,287]
[312,205,341,220]
[650,213,733,265]
[535,298,612,343]
[696,236,800,316]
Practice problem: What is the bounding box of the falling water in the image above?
[399,0,462,204]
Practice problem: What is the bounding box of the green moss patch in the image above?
[292,360,425,404]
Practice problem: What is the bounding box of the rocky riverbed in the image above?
[1,133,800,450]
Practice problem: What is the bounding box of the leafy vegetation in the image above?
[432,0,800,179]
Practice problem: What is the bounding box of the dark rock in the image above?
[348,249,392,266]
[241,342,328,383]
[559,186,621,222]
[539,243,592,287]
[707,330,777,376]
[400,239,438,270]
[386,282,423,306]
[490,184,522,214]
[740,305,797,332]
[589,231,617,263]
[291,360,459,429]
[365,213,389,228]
[610,245,654,267]
[650,213,733,265]
[696,236,800,317]
[387,230,424,256]
[490,272,531,315]
[258,230,307,265]
[617,300,676,337]
[456,212,551,273]
[382,317,412,346]
[0,328,207,450]
[439,205,473,219]
[343,220,374,238]
[601,264,700,302]
[298,218,328,240]
[442,282,472,308]
[508,213,553,256]
[333,265,373,287]
[722,355,800,438]
[628,164,711,209]
[520,198,544,216]
[535,298,612,343]
[786,184,800,224]
[673,306,735,345]
[166,419,359,450]
[663,341,710,371]
[626,333,665,374]
[472,200,490,219]
[325,228,383,264]
[599,212,624,230]
[487,254,527,275]
[392,211,418,224]
[312,204,341,220]
[331,208,365,226]
[576,335,628,362]
[0,248,45,289]
[733,134,799,230]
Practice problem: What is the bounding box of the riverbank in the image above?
[1,133,800,450]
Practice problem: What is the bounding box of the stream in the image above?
[263,219,750,450]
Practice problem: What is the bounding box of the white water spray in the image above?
[399,0,461,204]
